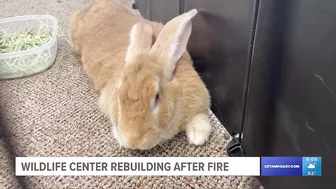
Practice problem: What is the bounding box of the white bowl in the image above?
[0,15,58,80]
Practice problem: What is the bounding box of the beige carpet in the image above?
[0,0,257,188]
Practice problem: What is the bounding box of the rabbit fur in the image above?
[68,0,212,150]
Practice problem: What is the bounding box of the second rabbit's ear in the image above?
[125,19,154,64]
[150,9,198,79]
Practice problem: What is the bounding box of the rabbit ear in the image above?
[125,19,154,63]
[150,9,198,79]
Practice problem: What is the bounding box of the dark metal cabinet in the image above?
[243,0,335,188]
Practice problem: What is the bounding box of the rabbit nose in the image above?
[124,136,142,149]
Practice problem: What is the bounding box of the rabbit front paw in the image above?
[186,113,212,146]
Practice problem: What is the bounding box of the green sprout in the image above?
[0,24,52,53]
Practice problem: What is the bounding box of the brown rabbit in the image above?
[68,0,212,150]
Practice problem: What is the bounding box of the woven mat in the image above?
[0,139,21,189]
[0,0,256,188]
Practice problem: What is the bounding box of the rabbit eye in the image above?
[132,3,138,9]
[155,94,160,103]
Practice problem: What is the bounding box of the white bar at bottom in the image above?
[15,157,260,176]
